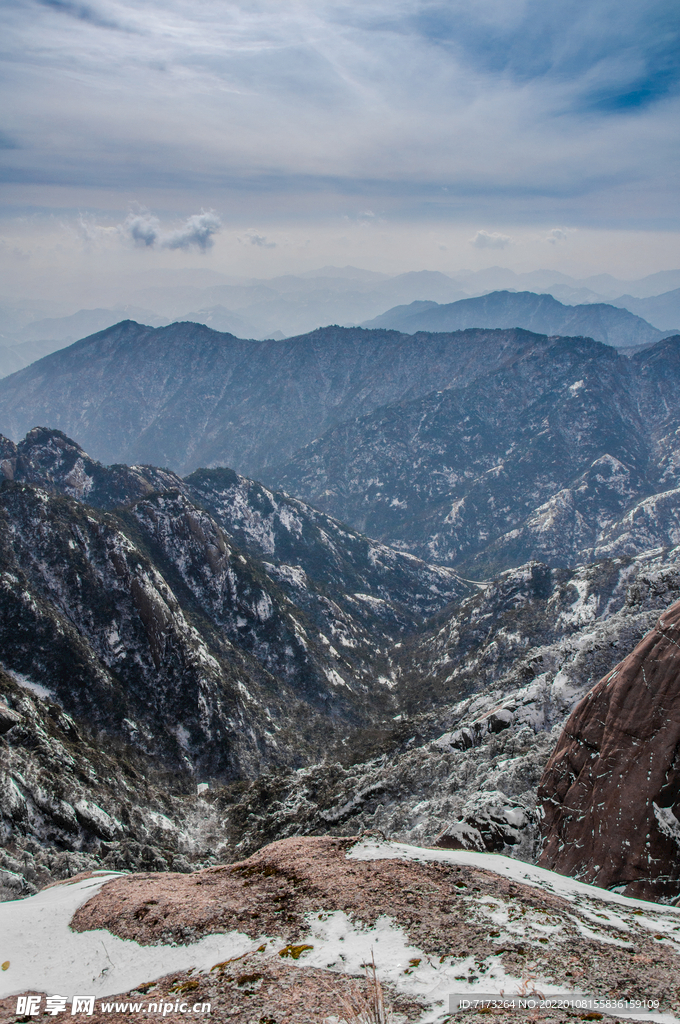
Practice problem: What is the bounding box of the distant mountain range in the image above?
[2,285,676,383]
[361,290,675,346]
[4,266,680,373]
[0,307,171,379]
[609,287,680,331]
[0,270,468,354]
[1,320,680,578]
[0,320,545,475]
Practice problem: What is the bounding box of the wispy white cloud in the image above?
[239,230,276,248]
[470,230,513,250]
[0,0,678,245]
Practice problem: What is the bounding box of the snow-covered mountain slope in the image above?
[1,427,471,627]
[3,837,680,1023]
[185,466,469,624]
[0,322,594,476]
[270,334,680,572]
[0,665,220,898]
[0,429,478,890]
[213,549,680,883]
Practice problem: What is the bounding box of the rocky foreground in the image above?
[2,836,680,1024]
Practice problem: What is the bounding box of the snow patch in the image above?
[4,669,54,701]
[0,874,272,999]
[348,839,680,914]
[302,909,553,1022]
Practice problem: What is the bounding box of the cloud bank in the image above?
[1,0,679,288]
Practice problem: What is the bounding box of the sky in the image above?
[1,0,679,300]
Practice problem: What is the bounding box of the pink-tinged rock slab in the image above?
[539,599,680,900]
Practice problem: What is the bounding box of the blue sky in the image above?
[1,0,679,293]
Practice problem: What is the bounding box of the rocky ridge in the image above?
[0,429,473,891]
[0,663,217,900]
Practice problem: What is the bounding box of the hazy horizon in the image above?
[2,0,679,303]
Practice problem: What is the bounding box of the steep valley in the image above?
[2,324,680,905]
[2,424,680,904]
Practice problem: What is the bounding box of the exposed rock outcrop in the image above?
[9,837,680,1021]
[538,599,680,901]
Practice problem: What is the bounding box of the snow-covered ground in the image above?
[349,838,680,916]
[348,840,680,1022]
[0,872,268,1000]
[1,845,680,1022]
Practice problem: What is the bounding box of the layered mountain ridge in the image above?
[361,289,675,346]
[272,332,680,573]
[2,323,680,579]
[0,322,568,475]
[3,311,680,904]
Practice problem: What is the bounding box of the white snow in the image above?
[352,592,388,608]
[0,873,272,1000]
[2,847,679,1022]
[263,563,308,588]
[347,838,680,915]
[347,840,680,1021]
[4,668,54,700]
[302,909,558,1024]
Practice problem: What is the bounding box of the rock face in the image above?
[0,662,217,898]
[538,599,680,901]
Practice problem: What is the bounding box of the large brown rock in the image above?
[538,599,680,900]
